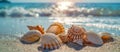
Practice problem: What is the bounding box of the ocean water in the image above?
[0,3,120,40]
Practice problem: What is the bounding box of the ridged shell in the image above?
[20,30,42,44]
[41,33,62,49]
[46,22,65,35]
[67,25,86,42]
[85,31,103,46]
[99,32,114,43]
[27,25,45,34]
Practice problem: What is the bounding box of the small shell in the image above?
[27,25,45,34]
[99,32,114,43]
[67,25,86,45]
[41,33,62,49]
[20,30,42,44]
[85,31,103,46]
[58,33,69,43]
[46,22,65,35]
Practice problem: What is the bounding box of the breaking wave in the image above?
[0,7,120,17]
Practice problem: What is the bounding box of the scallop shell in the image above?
[85,31,103,46]
[41,33,62,49]
[99,32,114,43]
[27,25,45,34]
[20,30,42,44]
[46,22,65,35]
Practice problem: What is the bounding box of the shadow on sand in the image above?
[37,42,104,52]
[66,42,85,50]
[37,46,60,52]
[19,38,40,44]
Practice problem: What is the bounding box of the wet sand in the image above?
[0,36,120,52]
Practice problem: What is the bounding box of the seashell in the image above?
[67,25,87,45]
[20,30,42,44]
[85,31,103,46]
[46,22,65,35]
[99,32,114,43]
[41,33,62,49]
[58,33,69,43]
[27,25,45,34]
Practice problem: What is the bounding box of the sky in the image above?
[9,0,120,3]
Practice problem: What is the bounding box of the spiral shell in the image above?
[40,33,62,49]
[27,25,45,34]
[46,22,65,35]
[67,25,86,42]
[20,30,42,44]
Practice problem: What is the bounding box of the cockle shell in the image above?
[40,33,62,49]
[99,32,114,43]
[46,22,65,35]
[20,30,42,44]
[85,31,103,46]
[67,25,87,45]
[27,25,45,34]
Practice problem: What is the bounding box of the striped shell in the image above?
[46,22,65,35]
[20,30,42,44]
[27,25,45,34]
[40,33,62,49]
[85,31,103,46]
[67,25,86,42]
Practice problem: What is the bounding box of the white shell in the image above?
[20,30,42,43]
[86,31,103,45]
[41,33,62,49]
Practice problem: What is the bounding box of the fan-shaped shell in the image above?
[67,25,86,42]
[85,31,103,46]
[99,32,114,43]
[46,22,65,35]
[41,33,62,49]
[27,25,45,34]
[20,30,42,44]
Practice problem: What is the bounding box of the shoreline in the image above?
[0,35,120,52]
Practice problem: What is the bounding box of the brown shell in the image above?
[27,25,45,34]
[100,32,114,43]
[20,30,41,44]
[46,22,65,35]
[67,25,87,42]
[58,33,69,43]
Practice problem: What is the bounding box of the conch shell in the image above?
[40,33,62,49]
[67,25,87,45]
[46,22,65,35]
[27,25,45,34]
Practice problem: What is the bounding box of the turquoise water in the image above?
[0,3,120,17]
[0,3,120,40]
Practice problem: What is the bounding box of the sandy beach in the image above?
[0,35,120,52]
